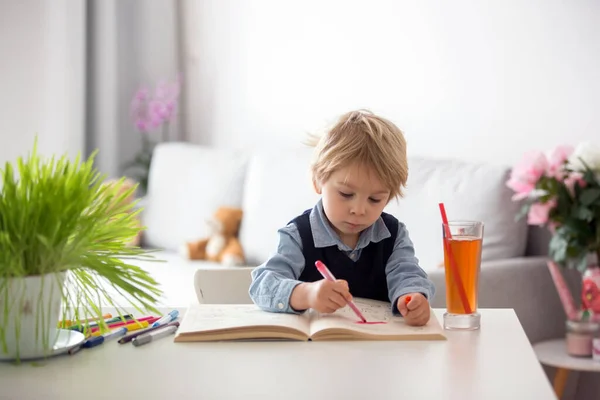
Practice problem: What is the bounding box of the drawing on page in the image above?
[318,301,393,323]
[354,302,394,322]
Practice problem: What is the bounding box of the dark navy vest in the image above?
[290,209,398,302]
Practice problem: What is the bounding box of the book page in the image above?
[175,303,311,339]
[309,298,445,340]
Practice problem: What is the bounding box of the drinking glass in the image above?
[442,220,484,330]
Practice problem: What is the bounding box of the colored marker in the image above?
[314,260,367,323]
[87,314,133,328]
[124,320,150,332]
[69,314,135,332]
[89,317,158,333]
[82,327,128,348]
[132,325,179,347]
[118,321,181,344]
[151,310,179,328]
[405,296,412,305]
[91,320,151,336]
[59,313,112,328]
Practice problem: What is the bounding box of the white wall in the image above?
[182,0,600,167]
[88,0,182,179]
[0,1,44,165]
[0,0,85,166]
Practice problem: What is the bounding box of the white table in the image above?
[533,338,600,399]
[0,308,556,400]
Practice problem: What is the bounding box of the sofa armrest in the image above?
[428,256,582,344]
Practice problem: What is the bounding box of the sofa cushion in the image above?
[384,156,528,272]
[142,142,248,251]
[239,147,320,265]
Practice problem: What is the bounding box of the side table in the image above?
[533,338,600,399]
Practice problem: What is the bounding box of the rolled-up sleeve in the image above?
[248,223,306,314]
[385,222,436,315]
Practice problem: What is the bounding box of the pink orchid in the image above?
[547,145,574,177]
[527,199,556,226]
[130,87,154,133]
[163,100,178,120]
[506,151,549,200]
[153,75,181,123]
[135,118,149,132]
[129,75,182,133]
[149,100,168,122]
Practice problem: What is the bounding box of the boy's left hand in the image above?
[397,293,430,326]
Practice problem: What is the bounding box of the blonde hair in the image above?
[307,109,408,200]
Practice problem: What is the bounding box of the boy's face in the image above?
[315,163,390,246]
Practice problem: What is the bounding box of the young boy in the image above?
[248,110,435,326]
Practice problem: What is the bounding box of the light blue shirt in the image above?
[248,200,435,314]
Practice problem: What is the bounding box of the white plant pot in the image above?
[0,271,66,360]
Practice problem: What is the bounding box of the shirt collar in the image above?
[309,199,391,251]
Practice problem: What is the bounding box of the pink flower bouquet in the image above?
[507,142,600,320]
[507,143,600,271]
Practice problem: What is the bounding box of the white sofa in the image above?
[127,142,582,345]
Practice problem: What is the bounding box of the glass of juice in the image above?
[442,220,484,330]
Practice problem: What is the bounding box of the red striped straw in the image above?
[439,203,473,314]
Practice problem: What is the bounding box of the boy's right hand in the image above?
[306,279,353,314]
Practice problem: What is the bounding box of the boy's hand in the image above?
[397,293,430,326]
[306,279,353,314]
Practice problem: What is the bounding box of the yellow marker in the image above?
[58,314,113,328]
[90,321,149,336]
[126,320,149,332]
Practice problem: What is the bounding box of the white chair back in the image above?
[193,267,254,304]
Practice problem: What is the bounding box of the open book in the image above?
[174,298,446,342]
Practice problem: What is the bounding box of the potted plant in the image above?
[0,140,162,362]
[506,142,600,322]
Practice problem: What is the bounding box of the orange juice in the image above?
[443,236,482,314]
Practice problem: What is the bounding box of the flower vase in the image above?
[582,265,600,321]
[566,262,600,357]
[546,260,578,320]
[0,272,66,361]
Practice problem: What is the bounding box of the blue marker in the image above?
[82,327,128,348]
[151,310,179,328]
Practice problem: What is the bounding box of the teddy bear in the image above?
[180,206,246,266]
